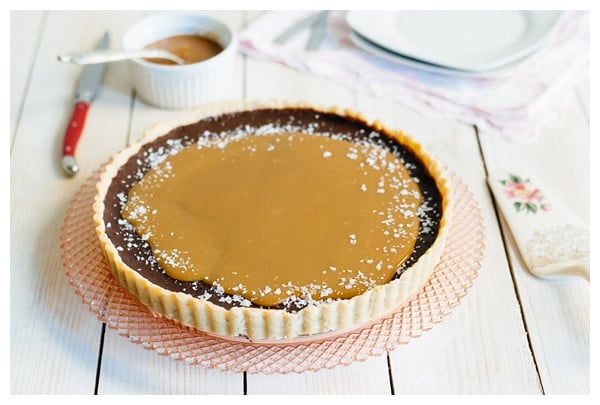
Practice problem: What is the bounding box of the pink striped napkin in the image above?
[239,11,589,142]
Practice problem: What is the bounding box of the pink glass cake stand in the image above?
[61,167,485,374]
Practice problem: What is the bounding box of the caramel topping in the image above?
[143,34,223,65]
[123,132,422,307]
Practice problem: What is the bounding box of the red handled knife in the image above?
[61,32,110,177]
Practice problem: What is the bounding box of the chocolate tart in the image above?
[93,100,450,340]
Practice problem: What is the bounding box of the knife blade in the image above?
[61,32,110,177]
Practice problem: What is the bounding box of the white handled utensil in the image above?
[58,48,185,65]
[488,172,589,281]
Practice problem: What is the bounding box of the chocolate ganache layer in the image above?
[101,107,443,312]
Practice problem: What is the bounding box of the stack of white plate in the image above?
[346,11,564,78]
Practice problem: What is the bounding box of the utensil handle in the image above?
[305,11,329,50]
[62,100,89,177]
[57,49,184,65]
[274,11,328,44]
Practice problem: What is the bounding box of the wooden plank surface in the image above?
[95,11,246,394]
[10,11,46,148]
[355,96,542,394]
[9,10,590,395]
[242,49,392,396]
[10,11,136,394]
[479,87,590,394]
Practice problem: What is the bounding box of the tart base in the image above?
[92,100,451,340]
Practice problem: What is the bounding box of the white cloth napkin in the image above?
[239,11,589,143]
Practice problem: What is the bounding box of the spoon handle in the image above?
[57,49,185,65]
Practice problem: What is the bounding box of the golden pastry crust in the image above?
[93,99,450,340]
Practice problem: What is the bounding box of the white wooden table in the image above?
[10,11,590,394]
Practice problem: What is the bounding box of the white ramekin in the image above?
[122,12,238,109]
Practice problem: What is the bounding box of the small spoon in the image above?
[57,49,186,65]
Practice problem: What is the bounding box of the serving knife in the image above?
[61,32,110,177]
